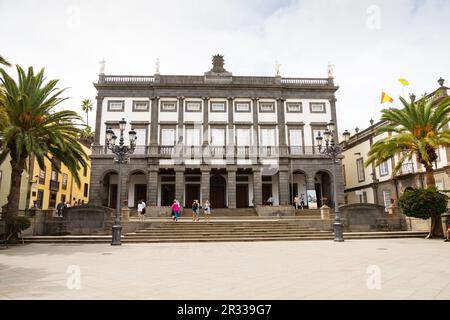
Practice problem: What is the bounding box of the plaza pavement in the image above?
[0,238,449,299]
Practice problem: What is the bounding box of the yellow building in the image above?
[0,141,91,212]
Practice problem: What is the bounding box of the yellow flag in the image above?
[381,91,394,104]
[398,78,409,86]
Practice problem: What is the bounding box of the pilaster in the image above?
[227,167,236,209]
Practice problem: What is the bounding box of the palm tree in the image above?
[0,55,10,66]
[81,99,93,125]
[0,65,89,229]
[365,92,450,238]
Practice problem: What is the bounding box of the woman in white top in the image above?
[204,200,211,222]
[137,200,146,221]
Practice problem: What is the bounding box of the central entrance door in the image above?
[161,184,175,206]
[134,184,147,208]
[262,184,272,205]
[236,184,248,208]
[109,184,117,209]
[185,184,200,208]
[210,175,226,208]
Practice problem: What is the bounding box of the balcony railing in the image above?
[397,163,414,176]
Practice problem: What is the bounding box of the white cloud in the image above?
[0,0,449,132]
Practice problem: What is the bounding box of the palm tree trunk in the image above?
[4,156,27,231]
[424,165,444,238]
[86,111,89,126]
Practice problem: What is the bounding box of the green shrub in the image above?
[398,187,448,220]
[14,216,31,231]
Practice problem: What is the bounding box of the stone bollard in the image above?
[320,205,330,220]
[121,207,130,221]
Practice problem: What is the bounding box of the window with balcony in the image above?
[356,158,365,182]
[379,160,389,176]
[161,101,177,112]
[260,128,276,146]
[39,168,46,184]
[185,102,202,112]
[287,103,302,113]
[84,183,89,197]
[235,102,250,112]
[132,101,149,112]
[161,128,176,146]
[210,128,226,146]
[310,102,326,113]
[382,190,391,212]
[236,128,251,146]
[289,128,303,154]
[185,128,201,146]
[210,102,226,112]
[62,173,68,190]
[107,100,124,112]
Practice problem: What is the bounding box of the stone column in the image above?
[175,168,184,207]
[277,97,287,148]
[147,166,158,206]
[228,167,237,208]
[201,168,210,204]
[253,169,262,206]
[329,97,339,142]
[177,96,184,143]
[252,97,259,150]
[279,170,290,205]
[202,97,209,146]
[149,96,159,149]
[94,95,104,145]
[227,97,235,163]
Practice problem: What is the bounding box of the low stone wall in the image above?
[145,206,172,217]
[256,205,295,217]
[339,203,407,232]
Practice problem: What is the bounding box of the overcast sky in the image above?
[1,0,449,134]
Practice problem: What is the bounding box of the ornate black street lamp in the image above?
[316,120,350,242]
[105,118,137,245]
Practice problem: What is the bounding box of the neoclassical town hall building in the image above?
[89,55,344,211]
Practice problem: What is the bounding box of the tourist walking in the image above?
[204,200,211,222]
[266,195,273,206]
[56,200,64,217]
[293,195,299,209]
[445,219,450,242]
[137,200,145,221]
[171,200,180,222]
[300,194,305,209]
[192,200,200,222]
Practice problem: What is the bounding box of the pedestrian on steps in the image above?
[172,200,180,222]
[192,200,200,222]
[204,200,211,222]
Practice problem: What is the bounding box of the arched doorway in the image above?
[210,174,226,208]
[315,170,333,207]
[290,170,307,205]
[101,171,118,209]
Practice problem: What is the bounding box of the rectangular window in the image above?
[161,176,175,182]
[312,129,325,146]
[49,192,57,208]
[235,102,250,112]
[236,128,251,146]
[379,160,389,176]
[343,165,346,186]
[161,101,177,112]
[236,176,249,182]
[84,183,89,197]
[286,103,302,113]
[185,102,201,112]
[185,128,201,146]
[259,102,275,113]
[185,176,201,182]
[382,190,391,212]
[133,128,147,145]
[289,129,303,153]
[356,158,365,182]
[210,128,226,146]
[132,101,149,112]
[51,169,58,182]
[210,102,226,112]
[62,173,68,190]
[107,100,124,112]
[36,190,44,209]
[310,102,326,113]
[260,128,276,146]
[161,128,176,146]
[39,168,46,184]
[61,194,66,204]
[83,166,87,177]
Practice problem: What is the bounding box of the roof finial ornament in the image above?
[99,57,106,74]
[327,62,334,78]
[275,60,281,76]
[211,54,227,73]
[438,77,445,87]
[155,58,160,75]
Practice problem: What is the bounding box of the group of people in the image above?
[293,194,306,209]
[170,199,212,222]
[56,199,85,216]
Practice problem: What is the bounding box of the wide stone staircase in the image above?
[22,217,429,243]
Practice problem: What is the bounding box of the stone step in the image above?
[126,231,332,237]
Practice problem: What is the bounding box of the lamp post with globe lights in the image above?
[105,118,137,245]
[315,120,350,242]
